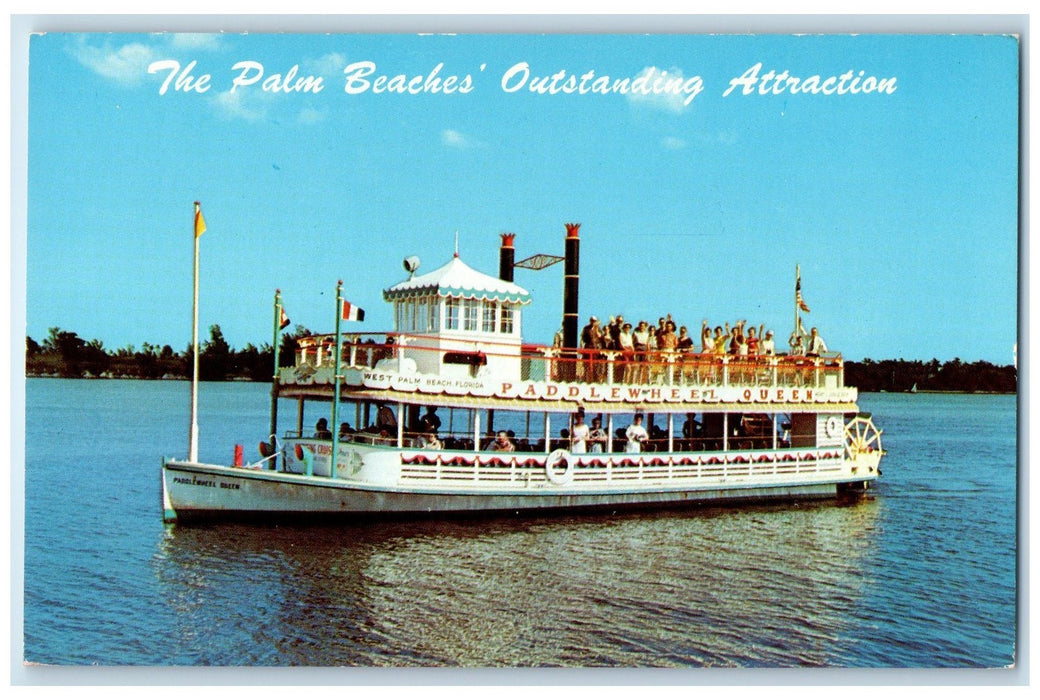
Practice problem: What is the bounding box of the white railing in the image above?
[292,332,845,390]
[396,448,847,487]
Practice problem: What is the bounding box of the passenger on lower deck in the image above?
[420,432,442,450]
[625,414,649,453]
[418,406,441,434]
[570,413,590,453]
[376,403,398,433]
[588,417,608,453]
[491,431,515,452]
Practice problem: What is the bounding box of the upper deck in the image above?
[278,332,856,412]
[277,245,855,412]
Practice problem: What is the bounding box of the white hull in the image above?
[161,442,880,522]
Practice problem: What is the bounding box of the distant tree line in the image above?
[844,358,1017,394]
[25,325,310,381]
[26,327,1018,393]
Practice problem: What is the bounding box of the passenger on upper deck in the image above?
[734,321,750,356]
[610,315,624,348]
[713,326,729,355]
[746,325,762,356]
[806,327,828,357]
[581,316,603,381]
[761,330,776,356]
[701,320,713,354]
[789,330,806,356]
[632,321,652,383]
[619,322,636,383]
[658,321,678,352]
[314,418,332,440]
[677,326,694,353]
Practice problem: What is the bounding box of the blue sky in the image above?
[23,32,1019,363]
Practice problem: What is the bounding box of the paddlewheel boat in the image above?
[161,225,884,522]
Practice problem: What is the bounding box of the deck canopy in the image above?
[384,255,531,305]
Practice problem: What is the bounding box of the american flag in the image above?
[796,273,811,313]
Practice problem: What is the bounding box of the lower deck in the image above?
[162,453,873,523]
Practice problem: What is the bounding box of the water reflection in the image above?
[152,500,880,666]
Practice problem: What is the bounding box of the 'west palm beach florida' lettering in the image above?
[147,60,898,101]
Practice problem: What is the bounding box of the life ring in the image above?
[825,416,842,439]
[545,449,574,486]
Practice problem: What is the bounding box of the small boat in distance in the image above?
[161,224,884,522]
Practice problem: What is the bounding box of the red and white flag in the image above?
[341,299,365,322]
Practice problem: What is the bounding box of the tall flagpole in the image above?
[189,201,205,462]
[270,289,283,457]
[330,280,344,479]
[794,263,800,346]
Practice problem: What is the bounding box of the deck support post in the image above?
[397,402,404,448]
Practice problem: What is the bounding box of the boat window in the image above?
[415,300,427,332]
[429,299,440,331]
[463,299,479,331]
[500,305,514,334]
[445,298,460,330]
[482,301,497,333]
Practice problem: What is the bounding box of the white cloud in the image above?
[662,136,687,150]
[211,90,268,122]
[298,107,326,125]
[441,129,483,149]
[68,37,160,85]
[166,33,223,51]
[305,52,347,79]
[70,34,222,87]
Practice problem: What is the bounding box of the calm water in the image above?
[21,379,1018,668]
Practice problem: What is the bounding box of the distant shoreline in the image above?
[23,373,1018,396]
[25,327,1017,394]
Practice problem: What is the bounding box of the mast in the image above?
[330,280,344,479]
[188,201,205,461]
[270,289,284,455]
[794,263,800,346]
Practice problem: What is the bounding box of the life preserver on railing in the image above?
[825,416,842,439]
[545,449,574,486]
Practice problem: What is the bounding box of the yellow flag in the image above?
[194,201,207,238]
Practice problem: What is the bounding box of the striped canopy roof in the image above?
[383,255,532,305]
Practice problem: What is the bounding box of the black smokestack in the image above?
[499,233,515,282]
[563,223,581,351]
